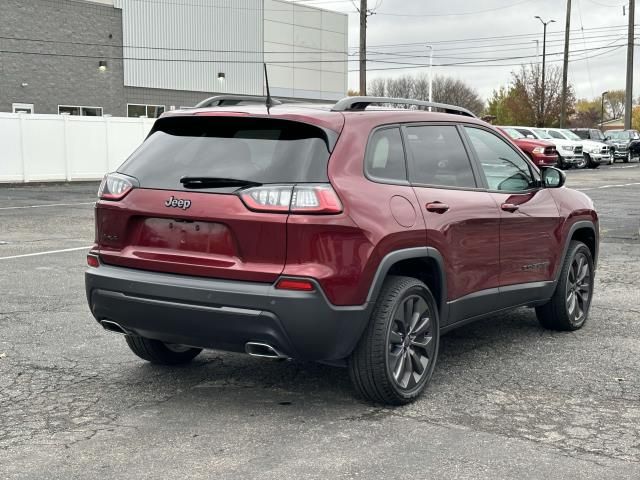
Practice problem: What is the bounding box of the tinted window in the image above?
[465,127,536,192]
[532,128,554,139]
[501,127,524,139]
[118,116,331,191]
[365,128,407,182]
[572,130,589,139]
[405,125,476,188]
[547,130,565,139]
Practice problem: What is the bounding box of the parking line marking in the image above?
[0,246,92,261]
[0,202,94,210]
[578,182,640,192]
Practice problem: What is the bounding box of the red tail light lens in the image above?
[239,184,342,214]
[98,173,136,201]
[275,278,315,291]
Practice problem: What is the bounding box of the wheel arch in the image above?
[559,221,598,279]
[366,247,448,321]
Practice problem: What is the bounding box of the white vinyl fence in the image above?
[0,113,156,183]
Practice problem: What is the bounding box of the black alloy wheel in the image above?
[349,276,440,405]
[565,251,592,326]
[387,294,436,390]
[536,241,594,331]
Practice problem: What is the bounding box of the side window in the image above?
[405,125,476,188]
[365,128,407,182]
[465,127,536,192]
[515,128,532,138]
[548,130,564,139]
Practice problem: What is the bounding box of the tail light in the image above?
[239,184,342,214]
[98,173,137,200]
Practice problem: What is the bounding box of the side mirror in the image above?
[542,167,566,188]
[605,136,611,141]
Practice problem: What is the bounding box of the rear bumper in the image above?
[85,264,371,362]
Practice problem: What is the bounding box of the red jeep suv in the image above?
[86,96,598,405]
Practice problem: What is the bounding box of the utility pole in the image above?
[624,0,635,129]
[601,91,609,129]
[560,0,571,128]
[359,0,367,95]
[536,16,556,127]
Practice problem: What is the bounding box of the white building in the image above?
[117,0,349,103]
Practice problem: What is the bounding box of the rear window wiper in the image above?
[179,176,262,189]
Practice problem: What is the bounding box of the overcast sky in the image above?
[306,0,638,102]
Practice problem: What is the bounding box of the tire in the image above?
[586,154,600,169]
[536,241,594,331]
[557,155,567,169]
[575,155,587,169]
[125,335,202,365]
[349,276,440,405]
[624,152,630,163]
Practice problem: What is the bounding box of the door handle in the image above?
[426,202,450,213]
[501,203,519,212]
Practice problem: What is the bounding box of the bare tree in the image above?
[431,75,484,115]
[605,90,625,120]
[368,78,386,97]
[368,73,484,114]
[386,75,415,101]
[412,73,430,101]
[509,64,574,127]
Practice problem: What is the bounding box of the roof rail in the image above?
[331,96,476,118]
[194,95,283,108]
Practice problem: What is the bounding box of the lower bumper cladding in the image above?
[85,264,371,362]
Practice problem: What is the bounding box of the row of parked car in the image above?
[498,126,640,169]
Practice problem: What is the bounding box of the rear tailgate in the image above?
[97,189,288,282]
[96,114,339,283]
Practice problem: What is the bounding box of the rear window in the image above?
[118,116,332,190]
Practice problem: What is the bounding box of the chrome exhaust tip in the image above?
[100,320,128,335]
[245,342,289,360]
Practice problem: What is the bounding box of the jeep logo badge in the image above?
[165,196,192,210]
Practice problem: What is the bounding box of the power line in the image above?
[348,41,629,71]
[0,35,348,55]
[373,0,531,17]
[360,31,631,58]
[351,23,638,49]
[0,40,629,68]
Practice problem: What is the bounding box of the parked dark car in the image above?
[570,128,606,142]
[86,96,599,405]
[605,129,640,162]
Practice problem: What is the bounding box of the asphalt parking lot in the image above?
[1,164,639,479]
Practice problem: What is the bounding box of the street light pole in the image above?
[426,45,433,111]
[601,91,609,129]
[535,16,555,127]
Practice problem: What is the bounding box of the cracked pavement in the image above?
[1,165,639,479]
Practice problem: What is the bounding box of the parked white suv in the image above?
[545,128,609,168]
[512,126,583,169]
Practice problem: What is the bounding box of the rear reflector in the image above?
[275,278,315,292]
[87,254,100,268]
[239,184,342,214]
